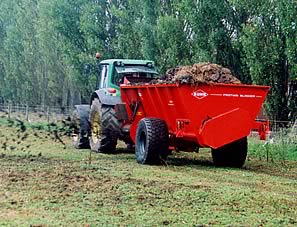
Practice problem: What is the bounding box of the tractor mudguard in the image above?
[75,104,90,113]
[91,90,122,106]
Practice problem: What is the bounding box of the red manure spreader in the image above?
[119,83,270,167]
[72,58,270,168]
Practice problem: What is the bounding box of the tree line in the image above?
[0,0,296,121]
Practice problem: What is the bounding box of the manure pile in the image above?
[163,63,241,85]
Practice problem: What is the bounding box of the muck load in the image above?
[72,57,270,168]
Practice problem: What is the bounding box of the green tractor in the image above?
[72,57,158,153]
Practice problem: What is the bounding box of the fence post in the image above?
[47,106,50,122]
[8,104,11,119]
[25,105,29,121]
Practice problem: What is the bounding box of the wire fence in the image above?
[0,104,74,123]
[0,103,296,135]
[269,120,296,137]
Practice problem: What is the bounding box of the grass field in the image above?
[0,125,296,226]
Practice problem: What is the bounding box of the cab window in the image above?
[99,64,109,88]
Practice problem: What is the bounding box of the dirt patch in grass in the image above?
[244,160,297,180]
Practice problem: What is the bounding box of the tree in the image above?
[155,15,190,72]
[140,0,158,61]
[0,0,295,121]
[109,0,143,59]
[240,0,295,121]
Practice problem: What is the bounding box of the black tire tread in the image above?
[71,106,90,149]
[89,98,120,153]
[211,137,248,168]
[99,105,120,153]
[136,118,169,164]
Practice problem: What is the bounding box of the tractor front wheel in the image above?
[71,106,90,149]
[211,137,248,168]
[135,118,169,164]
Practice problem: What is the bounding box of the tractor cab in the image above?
[97,59,158,96]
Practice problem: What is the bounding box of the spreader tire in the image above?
[89,98,120,153]
[135,118,169,164]
[211,137,248,168]
[71,106,90,149]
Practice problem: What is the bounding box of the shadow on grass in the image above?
[116,148,135,154]
[167,156,215,168]
[115,148,215,168]
[115,148,216,168]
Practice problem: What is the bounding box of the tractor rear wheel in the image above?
[89,98,120,153]
[211,137,248,168]
[71,106,90,149]
[135,118,169,164]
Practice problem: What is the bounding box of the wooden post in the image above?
[25,105,29,121]
[8,104,11,119]
[47,107,50,122]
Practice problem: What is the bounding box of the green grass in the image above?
[0,125,296,226]
[249,134,297,162]
[0,115,70,131]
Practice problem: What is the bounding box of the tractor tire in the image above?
[89,98,120,153]
[135,118,169,165]
[71,106,90,149]
[211,137,248,168]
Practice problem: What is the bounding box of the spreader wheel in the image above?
[211,137,248,168]
[71,106,90,149]
[89,98,120,153]
[135,118,169,164]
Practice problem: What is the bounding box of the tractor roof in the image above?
[100,59,154,65]
[115,65,158,74]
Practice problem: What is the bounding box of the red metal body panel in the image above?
[120,83,270,149]
[252,120,270,140]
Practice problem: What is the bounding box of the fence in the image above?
[269,120,296,137]
[0,103,296,133]
[0,104,74,123]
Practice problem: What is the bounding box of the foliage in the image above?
[0,0,296,121]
